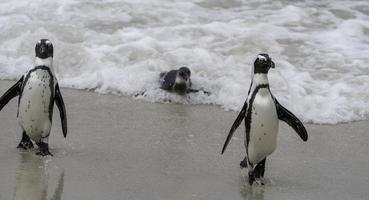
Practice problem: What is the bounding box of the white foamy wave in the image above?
[0,0,368,124]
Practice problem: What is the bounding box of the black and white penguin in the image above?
[159,67,193,95]
[221,53,308,185]
[0,39,67,156]
[159,66,209,95]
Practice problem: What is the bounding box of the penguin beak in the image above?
[179,72,188,81]
[40,45,46,54]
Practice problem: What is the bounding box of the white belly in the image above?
[18,70,54,141]
[247,89,279,165]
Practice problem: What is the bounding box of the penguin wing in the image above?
[159,72,167,83]
[187,88,199,93]
[221,101,248,154]
[0,76,24,111]
[55,84,67,138]
[160,70,177,90]
[274,97,308,141]
[187,88,211,95]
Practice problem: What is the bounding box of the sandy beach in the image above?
[0,80,368,200]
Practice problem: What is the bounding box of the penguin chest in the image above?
[173,78,189,94]
[173,83,188,94]
[18,69,54,138]
[247,90,279,164]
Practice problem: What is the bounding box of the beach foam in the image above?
[0,0,368,124]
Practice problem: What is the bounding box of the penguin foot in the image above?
[254,178,265,186]
[36,148,53,156]
[240,157,248,169]
[36,142,53,156]
[249,172,265,186]
[17,132,34,150]
[248,171,265,186]
[253,158,266,179]
[17,140,34,150]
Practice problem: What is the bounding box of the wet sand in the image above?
[0,80,368,200]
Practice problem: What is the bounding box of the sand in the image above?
[0,80,368,200]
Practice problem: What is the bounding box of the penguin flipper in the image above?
[187,88,211,95]
[159,72,167,79]
[55,84,67,138]
[221,101,248,154]
[187,88,199,93]
[274,98,308,141]
[160,70,177,90]
[0,76,23,111]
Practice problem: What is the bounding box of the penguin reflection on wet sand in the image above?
[221,54,308,185]
[0,39,67,156]
[13,153,64,200]
[159,67,210,95]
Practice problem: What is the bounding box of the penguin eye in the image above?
[258,59,267,64]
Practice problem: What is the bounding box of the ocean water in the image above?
[0,0,368,124]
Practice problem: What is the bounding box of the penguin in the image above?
[221,53,308,185]
[159,66,209,95]
[0,39,67,156]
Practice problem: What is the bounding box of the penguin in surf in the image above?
[159,66,210,95]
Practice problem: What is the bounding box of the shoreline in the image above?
[0,80,368,200]
[2,78,367,125]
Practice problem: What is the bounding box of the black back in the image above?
[160,70,178,91]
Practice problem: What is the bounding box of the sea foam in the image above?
[0,0,368,124]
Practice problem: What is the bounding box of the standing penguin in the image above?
[221,54,308,185]
[0,39,67,156]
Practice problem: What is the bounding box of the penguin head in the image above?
[253,53,275,74]
[178,66,191,81]
[35,39,53,59]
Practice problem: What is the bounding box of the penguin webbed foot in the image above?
[36,148,53,156]
[17,132,34,150]
[248,159,266,186]
[248,171,265,186]
[36,142,53,156]
[254,178,265,186]
[17,140,34,150]
[248,171,256,185]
